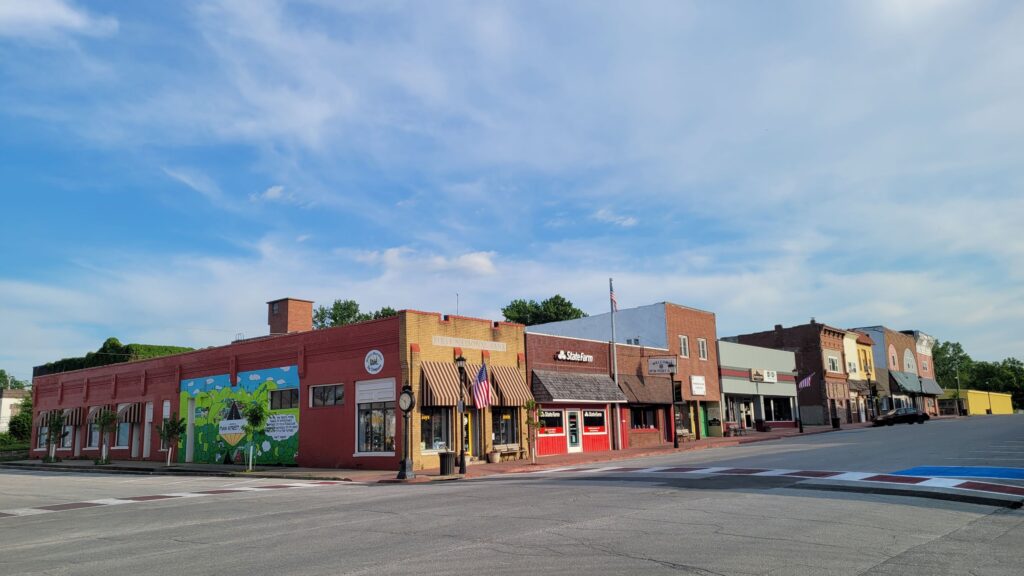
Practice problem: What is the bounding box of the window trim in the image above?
[353,379,397,456]
[309,383,345,408]
[113,421,131,449]
[270,388,300,410]
[697,338,708,361]
[420,406,451,453]
[679,335,690,358]
[827,356,841,373]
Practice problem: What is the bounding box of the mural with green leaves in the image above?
[179,366,299,465]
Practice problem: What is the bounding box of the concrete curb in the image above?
[0,462,354,482]
[794,480,1024,509]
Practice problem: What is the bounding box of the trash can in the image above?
[831,417,841,429]
[754,418,765,432]
[439,451,456,476]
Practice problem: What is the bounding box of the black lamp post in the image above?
[455,355,468,475]
[671,364,679,449]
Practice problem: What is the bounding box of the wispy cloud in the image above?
[593,208,638,228]
[0,0,118,40]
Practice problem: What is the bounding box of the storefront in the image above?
[617,374,672,448]
[531,370,623,456]
[718,341,798,433]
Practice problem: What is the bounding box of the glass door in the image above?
[567,410,582,453]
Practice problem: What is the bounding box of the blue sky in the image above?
[2,0,1022,380]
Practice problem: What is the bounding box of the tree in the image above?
[44,410,67,463]
[243,401,268,472]
[313,299,397,329]
[8,396,33,441]
[0,369,28,390]
[932,341,973,390]
[94,408,118,465]
[523,398,540,465]
[501,295,587,326]
[155,413,187,467]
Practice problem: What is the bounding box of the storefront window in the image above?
[37,426,48,449]
[88,423,100,448]
[583,410,606,433]
[538,410,563,435]
[61,425,74,449]
[420,407,449,451]
[115,422,130,447]
[631,407,658,429]
[491,407,519,445]
[358,401,395,453]
[311,384,344,407]
[763,397,793,421]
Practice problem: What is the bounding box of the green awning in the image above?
[919,378,943,396]
[890,371,922,394]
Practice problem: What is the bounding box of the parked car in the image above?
[873,407,930,426]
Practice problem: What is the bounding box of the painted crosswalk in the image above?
[524,464,1024,502]
[0,480,356,519]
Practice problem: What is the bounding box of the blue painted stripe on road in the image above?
[893,466,1024,480]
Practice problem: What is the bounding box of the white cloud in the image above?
[162,166,222,202]
[0,0,117,40]
[249,184,302,205]
[592,208,638,228]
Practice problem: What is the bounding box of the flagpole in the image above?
[609,278,621,451]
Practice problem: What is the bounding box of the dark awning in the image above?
[848,379,871,394]
[532,370,627,403]
[618,374,673,404]
[890,371,922,394]
[919,378,943,396]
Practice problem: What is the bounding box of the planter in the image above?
[487,451,501,464]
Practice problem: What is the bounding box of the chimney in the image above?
[774,324,783,331]
[267,298,314,335]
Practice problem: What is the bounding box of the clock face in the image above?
[398,391,414,411]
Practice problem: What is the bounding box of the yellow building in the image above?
[400,311,532,471]
[940,389,1014,415]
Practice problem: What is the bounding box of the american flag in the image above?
[472,364,492,408]
[610,278,618,312]
[797,373,815,389]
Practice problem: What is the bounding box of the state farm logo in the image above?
[556,350,594,363]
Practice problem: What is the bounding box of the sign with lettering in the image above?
[648,357,678,374]
[583,410,606,433]
[556,350,594,363]
[750,369,778,383]
[364,350,384,375]
[690,375,707,396]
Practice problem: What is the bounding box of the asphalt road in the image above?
[1,416,1022,576]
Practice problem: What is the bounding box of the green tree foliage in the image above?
[35,337,193,377]
[8,396,32,441]
[44,410,67,462]
[94,408,119,465]
[156,413,187,467]
[0,369,28,389]
[933,340,1023,408]
[501,295,588,326]
[312,299,397,329]
[243,401,268,471]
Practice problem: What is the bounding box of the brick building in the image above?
[528,302,721,438]
[30,300,534,471]
[852,326,941,415]
[727,320,851,426]
[717,341,798,433]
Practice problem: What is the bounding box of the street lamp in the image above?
[396,383,415,480]
[954,359,963,416]
[454,355,468,475]
[671,363,679,449]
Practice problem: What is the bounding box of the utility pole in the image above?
[954,359,963,416]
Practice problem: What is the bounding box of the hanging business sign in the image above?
[648,357,678,375]
[750,369,778,383]
[556,350,594,363]
[690,375,707,396]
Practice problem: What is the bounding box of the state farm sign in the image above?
[556,350,594,363]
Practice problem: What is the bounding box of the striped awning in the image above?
[117,402,142,423]
[420,361,462,406]
[63,407,83,426]
[465,364,499,408]
[36,410,50,425]
[86,406,103,423]
[491,365,533,406]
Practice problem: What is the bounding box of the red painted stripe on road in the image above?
[956,481,1024,496]
[721,468,770,475]
[785,470,840,478]
[608,467,646,472]
[863,474,926,484]
[37,502,104,511]
[122,495,180,501]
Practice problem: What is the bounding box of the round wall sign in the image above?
[364,349,384,375]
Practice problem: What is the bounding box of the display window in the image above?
[582,410,606,433]
[538,409,564,435]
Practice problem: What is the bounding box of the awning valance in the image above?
[117,402,142,423]
[491,365,533,407]
[890,371,922,394]
[420,362,462,406]
[919,378,943,396]
[618,374,673,404]
[532,370,627,404]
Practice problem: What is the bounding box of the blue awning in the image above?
[890,371,922,394]
[919,378,943,396]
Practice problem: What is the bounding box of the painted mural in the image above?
[179,365,300,465]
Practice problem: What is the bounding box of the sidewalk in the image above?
[1,419,882,483]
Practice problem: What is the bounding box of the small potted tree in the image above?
[243,401,268,472]
[523,398,540,465]
[44,411,66,463]
[94,408,118,465]
[155,413,187,467]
